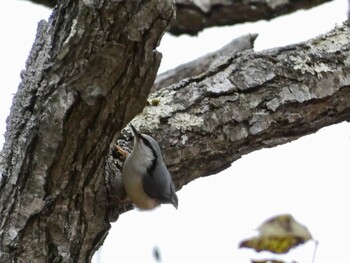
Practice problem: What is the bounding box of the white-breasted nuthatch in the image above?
[122,124,178,210]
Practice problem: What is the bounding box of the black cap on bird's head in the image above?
[129,124,158,160]
[130,124,158,152]
[130,123,142,140]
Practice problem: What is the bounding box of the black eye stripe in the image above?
[141,135,158,175]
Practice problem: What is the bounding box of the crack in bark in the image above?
[0,0,175,262]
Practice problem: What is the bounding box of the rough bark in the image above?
[25,0,332,35]
[153,33,258,92]
[0,0,174,262]
[0,0,349,263]
[169,0,332,35]
[107,20,350,212]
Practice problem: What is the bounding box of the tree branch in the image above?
[24,0,332,35]
[107,20,350,213]
[153,33,258,92]
[170,0,332,35]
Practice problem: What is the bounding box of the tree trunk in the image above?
[0,0,349,263]
[0,0,174,262]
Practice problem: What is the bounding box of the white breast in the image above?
[122,144,159,210]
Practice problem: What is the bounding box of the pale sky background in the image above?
[0,1,349,263]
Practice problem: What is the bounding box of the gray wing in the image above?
[142,159,178,206]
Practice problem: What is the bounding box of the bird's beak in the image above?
[130,123,142,139]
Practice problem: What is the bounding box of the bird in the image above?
[122,124,178,210]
